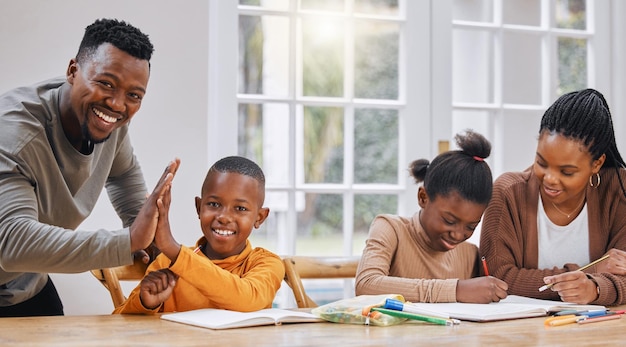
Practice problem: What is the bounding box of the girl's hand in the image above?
[456,277,508,303]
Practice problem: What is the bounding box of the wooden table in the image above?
[1,308,625,347]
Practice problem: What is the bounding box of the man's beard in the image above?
[82,121,111,145]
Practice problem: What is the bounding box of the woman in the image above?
[480,88,626,306]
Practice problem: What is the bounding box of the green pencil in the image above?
[371,307,461,326]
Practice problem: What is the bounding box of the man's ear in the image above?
[66,58,78,84]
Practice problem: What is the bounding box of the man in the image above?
[0,18,178,317]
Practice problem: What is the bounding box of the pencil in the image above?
[538,254,610,292]
[481,256,490,276]
[577,314,622,325]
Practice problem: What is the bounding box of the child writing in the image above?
[355,130,508,303]
[114,156,284,313]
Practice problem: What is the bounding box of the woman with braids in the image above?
[355,130,509,304]
[480,88,626,306]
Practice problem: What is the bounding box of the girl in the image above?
[355,130,508,303]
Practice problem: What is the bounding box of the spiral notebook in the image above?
[161,308,322,330]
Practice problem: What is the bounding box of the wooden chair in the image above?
[282,256,360,308]
[91,259,148,308]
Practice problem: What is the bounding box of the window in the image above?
[237,0,412,259]
[451,0,605,177]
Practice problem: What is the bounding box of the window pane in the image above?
[248,191,287,252]
[303,106,344,183]
[353,194,398,254]
[499,109,543,173]
[354,108,398,184]
[502,31,541,104]
[302,17,345,97]
[239,15,290,96]
[238,103,290,186]
[452,29,494,103]
[296,193,343,255]
[239,0,289,11]
[503,0,540,26]
[555,0,586,30]
[354,20,399,99]
[354,0,399,16]
[453,0,493,22]
[558,37,587,95]
[300,0,345,12]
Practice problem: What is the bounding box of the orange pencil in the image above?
[481,256,490,276]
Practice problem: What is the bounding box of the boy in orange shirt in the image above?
[114,156,284,313]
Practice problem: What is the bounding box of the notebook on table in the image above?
[161,308,323,330]
[398,295,606,322]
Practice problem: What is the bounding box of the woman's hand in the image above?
[542,271,597,304]
[596,249,626,275]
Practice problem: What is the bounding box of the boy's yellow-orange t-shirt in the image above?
[113,238,284,314]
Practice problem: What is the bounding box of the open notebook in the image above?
[398,295,606,322]
[161,308,323,330]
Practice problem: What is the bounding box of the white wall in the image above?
[0,0,210,314]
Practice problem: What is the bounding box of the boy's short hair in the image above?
[76,18,154,63]
[203,156,266,200]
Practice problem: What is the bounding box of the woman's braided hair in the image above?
[540,88,626,197]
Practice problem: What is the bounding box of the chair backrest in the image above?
[91,260,148,308]
[282,256,360,308]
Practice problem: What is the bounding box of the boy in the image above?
[114,156,284,313]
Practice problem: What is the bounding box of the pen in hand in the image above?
[538,254,610,292]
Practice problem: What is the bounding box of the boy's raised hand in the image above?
[139,268,179,310]
[129,158,180,256]
[154,171,181,262]
[456,277,509,304]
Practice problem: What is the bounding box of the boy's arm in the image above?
[169,247,284,312]
[112,256,171,314]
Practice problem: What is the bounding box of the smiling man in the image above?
[0,18,178,317]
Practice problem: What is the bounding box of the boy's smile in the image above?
[195,171,269,260]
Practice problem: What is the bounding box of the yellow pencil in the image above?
[539,254,610,292]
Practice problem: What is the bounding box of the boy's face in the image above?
[195,171,269,260]
[417,188,485,252]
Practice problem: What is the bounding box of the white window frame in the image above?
[208,1,440,257]
[451,0,615,178]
